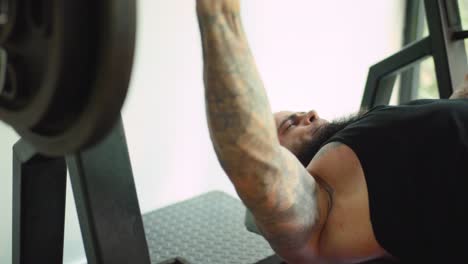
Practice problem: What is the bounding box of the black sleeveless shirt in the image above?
[325,99,468,262]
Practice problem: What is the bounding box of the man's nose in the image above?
[301,110,318,125]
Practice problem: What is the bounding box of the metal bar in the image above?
[399,0,426,103]
[374,75,398,106]
[424,0,468,98]
[12,139,67,264]
[453,30,468,40]
[361,37,432,109]
[67,118,151,264]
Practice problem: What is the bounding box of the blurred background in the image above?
[0,0,466,263]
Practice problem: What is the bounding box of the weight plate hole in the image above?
[2,65,17,100]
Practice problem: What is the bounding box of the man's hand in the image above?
[449,73,468,99]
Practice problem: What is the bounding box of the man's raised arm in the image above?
[196,1,327,261]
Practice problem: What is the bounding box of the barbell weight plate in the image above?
[0,0,136,156]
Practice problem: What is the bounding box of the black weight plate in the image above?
[0,0,136,156]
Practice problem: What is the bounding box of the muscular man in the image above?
[196,1,468,263]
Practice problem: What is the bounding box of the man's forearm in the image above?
[197,7,280,196]
[197,4,322,257]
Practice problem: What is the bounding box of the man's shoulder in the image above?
[309,141,354,167]
[313,142,344,160]
[307,142,363,190]
[306,143,388,262]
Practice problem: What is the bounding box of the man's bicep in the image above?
[250,147,322,254]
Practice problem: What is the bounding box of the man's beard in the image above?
[296,111,365,167]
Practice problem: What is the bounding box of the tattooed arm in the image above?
[196,1,328,261]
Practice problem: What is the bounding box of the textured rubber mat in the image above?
[143,191,277,264]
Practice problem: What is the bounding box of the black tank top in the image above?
[325,99,468,263]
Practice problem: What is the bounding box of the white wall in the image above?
[0,123,18,263]
[0,1,404,263]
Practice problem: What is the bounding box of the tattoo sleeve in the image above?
[197,7,321,253]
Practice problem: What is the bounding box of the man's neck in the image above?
[297,112,366,166]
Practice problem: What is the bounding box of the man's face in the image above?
[274,110,329,158]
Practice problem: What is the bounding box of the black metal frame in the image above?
[12,140,67,264]
[453,30,468,40]
[12,119,151,264]
[361,0,468,109]
[66,119,151,264]
[398,0,426,103]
